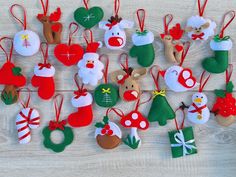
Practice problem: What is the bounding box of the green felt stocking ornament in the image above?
[129,9,155,67]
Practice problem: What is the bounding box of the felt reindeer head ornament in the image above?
[110,53,147,102]
[99,0,134,50]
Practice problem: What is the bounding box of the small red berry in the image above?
[104,124,110,130]
[107,130,113,135]
[101,129,106,135]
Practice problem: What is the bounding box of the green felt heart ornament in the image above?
[74,7,104,29]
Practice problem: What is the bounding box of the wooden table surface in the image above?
[0,0,236,177]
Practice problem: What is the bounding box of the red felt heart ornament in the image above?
[175,45,183,52]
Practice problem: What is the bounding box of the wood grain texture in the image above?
[0,0,236,177]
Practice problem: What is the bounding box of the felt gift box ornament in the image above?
[0,37,26,105]
[16,88,40,144]
[77,30,104,86]
[129,9,155,67]
[202,11,235,73]
[67,74,93,127]
[94,55,119,107]
[95,108,122,149]
[160,14,184,63]
[43,94,74,153]
[185,0,216,41]
[37,0,62,44]
[99,0,134,50]
[31,42,55,100]
[159,42,198,92]
[54,22,84,66]
[147,65,175,126]
[74,0,104,29]
[168,108,197,158]
[10,4,40,56]
[110,53,147,102]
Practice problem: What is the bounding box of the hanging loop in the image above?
[180,41,191,66]
[136,9,145,32]
[0,37,14,63]
[163,14,173,34]
[40,42,49,64]
[134,92,152,111]
[39,0,49,15]
[150,65,162,91]
[99,54,110,84]
[174,107,185,131]
[118,53,129,72]
[199,71,211,92]
[83,29,94,44]
[18,88,31,109]
[226,64,233,84]
[53,94,64,122]
[114,0,120,16]
[198,0,208,16]
[83,0,89,10]
[68,22,79,45]
[106,107,124,118]
[10,4,27,30]
[219,10,235,38]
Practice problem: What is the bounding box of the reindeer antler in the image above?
[49,8,61,22]
[108,15,122,23]
[169,23,184,40]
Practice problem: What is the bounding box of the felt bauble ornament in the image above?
[147,66,175,126]
[185,0,216,41]
[202,11,235,73]
[16,88,40,144]
[110,53,147,102]
[0,37,26,105]
[31,43,55,100]
[94,55,119,107]
[129,9,155,67]
[67,74,93,128]
[169,108,197,158]
[74,0,104,29]
[77,30,104,86]
[43,94,74,153]
[10,4,40,56]
[37,0,63,44]
[160,14,184,63]
[54,22,84,66]
[99,0,133,50]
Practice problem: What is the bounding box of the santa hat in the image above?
[83,42,102,60]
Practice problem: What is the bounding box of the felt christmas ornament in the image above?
[43,94,74,153]
[147,66,175,126]
[16,88,40,144]
[129,9,155,67]
[99,0,133,50]
[169,108,197,158]
[160,42,198,92]
[110,53,147,102]
[160,14,184,63]
[37,0,63,44]
[185,0,216,41]
[94,55,119,107]
[31,42,55,100]
[0,37,26,105]
[10,4,40,56]
[95,108,122,149]
[54,22,84,66]
[67,74,93,128]
[202,11,235,73]
[77,30,104,86]
[74,0,104,29]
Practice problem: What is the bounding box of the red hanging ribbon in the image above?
[39,0,49,15]
[136,9,145,32]
[118,53,129,72]
[198,0,208,16]
[83,29,94,44]
[174,108,185,131]
[9,4,27,30]
[134,92,152,111]
[18,88,31,109]
[99,54,110,84]
[38,42,51,70]
[0,37,14,63]
[219,10,235,38]
[226,64,233,84]
[68,22,79,46]
[83,0,89,10]
[150,65,162,91]
[106,107,124,118]
[114,0,120,16]
[198,71,211,92]
[163,14,173,34]
[179,41,191,67]
[73,73,87,98]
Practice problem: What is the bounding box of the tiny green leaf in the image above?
[95,122,105,128]
[12,67,22,76]
[103,116,109,124]
[214,89,226,98]
[226,81,234,93]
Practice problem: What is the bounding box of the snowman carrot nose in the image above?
[194,98,202,103]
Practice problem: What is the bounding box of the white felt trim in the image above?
[95,121,122,138]
[71,92,93,108]
[132,31,154,46]
[210,39,233,51]
[34,65,55,77]
[83,53,99,60]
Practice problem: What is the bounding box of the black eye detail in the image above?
[112,33,114,35]
[201,96,203,98]
[131,85,134,88]
[126,86,128,89]
[196,96,198,98]
[117,32,119,35]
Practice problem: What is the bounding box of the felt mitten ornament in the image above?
[148,66,175,126]
[110,53,147,102]
[37,0,63,44]
[74,0,104,29]
[43,94,74,153]
[185,0,216,41]
[16,88,40,144]
[160,14,184,63]
[94,55,119,107]
[0,37,26,105]
[10,4,40,56]
[202,11,235,73]
[77,30,104,86]
[99,0,134,50]
[31,42,55,100]
[67,74,93,128]
[129,9,155,67]
[54,22,84,66]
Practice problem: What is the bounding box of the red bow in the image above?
[48,120,67,131]
[74,89,87,99]
[192,33,204,40]
[117,74,129,85]
[189,103,207,114]
[38,63,51,70]
[106,21,118,30]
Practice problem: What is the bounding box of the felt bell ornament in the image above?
[74,0,104,29]
[129,9,155,67]
[0,37,26,105]
[77,29,104,86]
[10,4,40,56]
[185,0,216,41]
[31,42,55,100]
[99,0,134,50]
[160,14,184,63]
[110,53,147,102]
[147,65,175,126]
[37,0,63,44]
[202,11,235,73]
[67,73,93,128]
[94,54,119,107]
